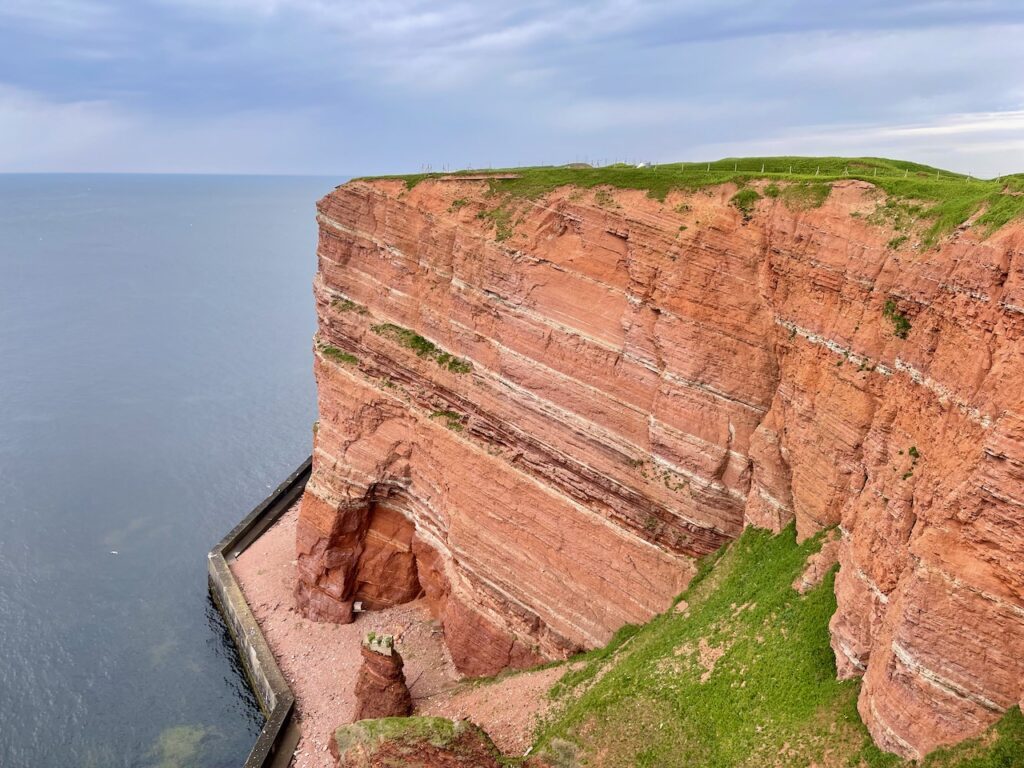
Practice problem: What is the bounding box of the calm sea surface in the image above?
[0,174,333,767]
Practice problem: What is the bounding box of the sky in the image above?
[2,0,1023,177]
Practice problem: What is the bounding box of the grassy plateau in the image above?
[360,156,1024,247]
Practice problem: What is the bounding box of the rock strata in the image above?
[353,636,412,721]
[297,175,1024,758]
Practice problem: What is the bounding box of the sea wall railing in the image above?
[208,457,311,768]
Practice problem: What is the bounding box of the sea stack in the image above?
[352,634,412,721]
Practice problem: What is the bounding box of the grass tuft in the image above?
[429,409,465,432]
[730,188,761,219]
[331,297,369,315]
[883,300,912,339]
[477,203,516,241]
[781,182,831,210]
[318,342,358,365]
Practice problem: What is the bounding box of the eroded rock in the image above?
[331,717,501,768]
[353,635,412,721]
[297,176,1024,757]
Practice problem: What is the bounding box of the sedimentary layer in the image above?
[295,174,1024,758]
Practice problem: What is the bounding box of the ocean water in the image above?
[0,174,332,767]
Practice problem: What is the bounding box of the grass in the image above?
[781,181,832,210]
[531,525,1024,768]
[762,180,832,211]
[370,322,473,373]
[730,188,761,219]
[477,203,516,241]
[357,156,1024,246]
[546,622,646,702]
[883,299,912,339]
[317,342,358,365]
[922,708,1024,768]
[533,525,864,767]
[330,297,368,315]
[429,409,465,432]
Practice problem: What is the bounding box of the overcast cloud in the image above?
[2,0,1022,176]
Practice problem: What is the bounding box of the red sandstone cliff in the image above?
[295,174,1024,759]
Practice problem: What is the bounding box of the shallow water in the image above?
[0,174,331,767]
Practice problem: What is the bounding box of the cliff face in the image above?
[295,174,1024,758]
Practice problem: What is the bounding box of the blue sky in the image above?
[2,1,1023,176]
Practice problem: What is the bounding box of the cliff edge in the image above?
[294,159,1024,759]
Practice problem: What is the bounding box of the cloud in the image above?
[0,85,130,170]
[0,0,115,33]
[875,110,1024,139]
[2,1,1024,174]
[683,109,1024,178]
[0,83,329,174]
[549,96,782,133]
[155,0,668,88]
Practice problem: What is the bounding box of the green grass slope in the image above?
[360,156,1024,246]
[529,526,1024,768]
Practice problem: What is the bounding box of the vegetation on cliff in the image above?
[362,156,1024,246]
[883,300,913,339]
[371,322,473,374]
[430,409,465,432]
[317,340,359,366]
[529,525,1024,768]
[729,188,762,219]
[334,717,506,768]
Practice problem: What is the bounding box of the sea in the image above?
[0,174,334,767]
